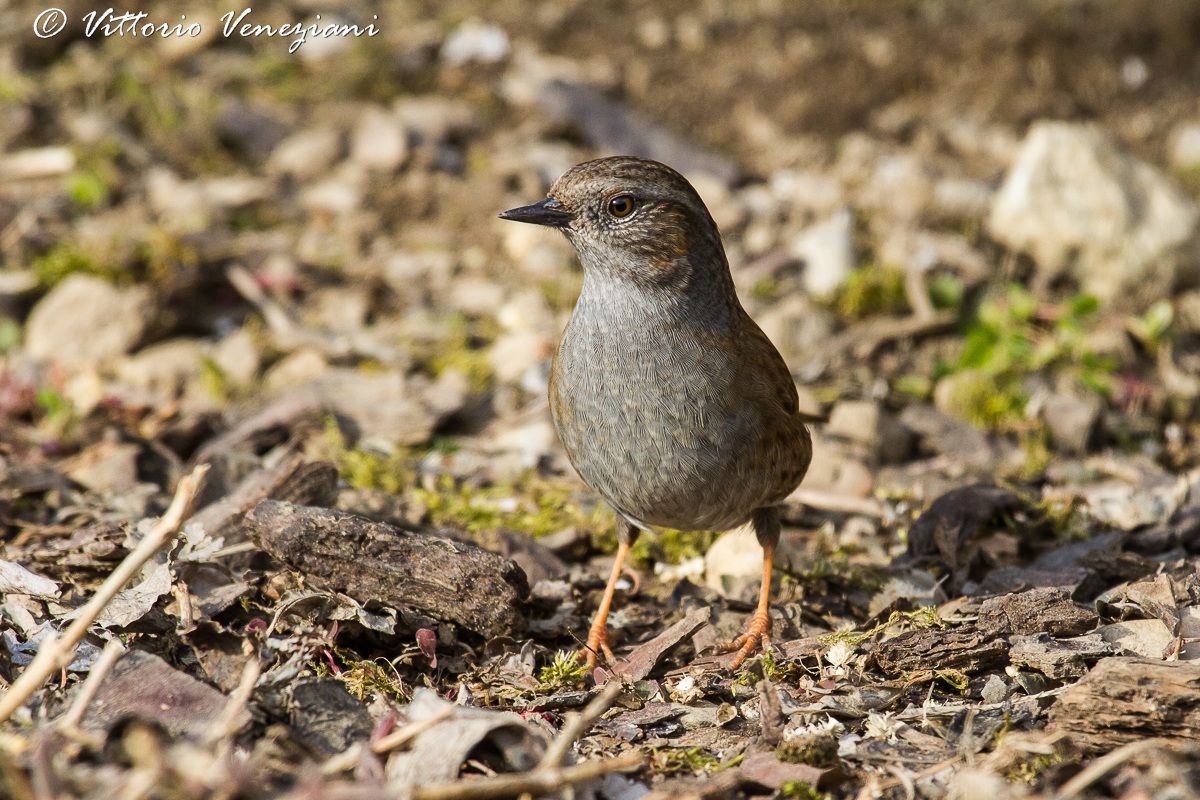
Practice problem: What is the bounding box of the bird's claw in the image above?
[715,608,772,671]
[576,626,616,670]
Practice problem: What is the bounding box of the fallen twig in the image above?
[56,638,125,736]
[1054,738,1187,799]
[0,465,209,725]
[410,680,632,800]
[412,751,644,800]
[371,706,455,754]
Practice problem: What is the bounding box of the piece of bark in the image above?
[1009,633,1112,680]
[244,500,528,638]
[976,587,1099,638]
[187,451,338,545]
[903,484,1027,575]
[289,678,373,756]
[1049,657,1200,752]
[868,624,1008,676]
[72,650,248,739]
[615,605,711,681]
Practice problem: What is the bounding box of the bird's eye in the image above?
[606,195,637,219]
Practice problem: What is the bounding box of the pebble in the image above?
[25,275,151,369]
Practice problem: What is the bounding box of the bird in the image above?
[499,156,812,671]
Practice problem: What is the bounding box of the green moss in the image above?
[833,263,908,319]
[1006,749,1067,784]
[649,747,719,776]
[776,735,839,768]
[751,276,780,302]
[314,652,409,703]
[938,286,1117,431]
[199,356,231,403]
[780,781,829,799]
[820,606,943,647]
[0,319,20,354]
[538,650,588,689]
[31,246,101,288]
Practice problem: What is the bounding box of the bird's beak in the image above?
[498,197,572,228]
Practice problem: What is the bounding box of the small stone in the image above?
[704,525,762,602]
[489,331,549,385]
[449,277,505,317]
[1041,392,1101,455]
[267,127,342,179]
[350,107,408,173]
[1168,121,1200,171]
[791,209,856,298]
[210,328,260,386]
[263,349,329,392]
[441,19,510,66]
[116,339,205,397]
[826,400,913,466]
[988,121,1200,308]
[981,674,1008,705]
[301,174,361,215]
[25,275,151,369]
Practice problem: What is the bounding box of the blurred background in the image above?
[2,0,1200,563]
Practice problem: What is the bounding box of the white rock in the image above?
[704,525,762,601]
[988,121,1200,308]
[350,107,408,172]
[1168,121,1200,171]
[25,275,151,369]
[449,276,505,317]
[267,127,342,179]
[488,331,548,385]
[300,175,361,215]
[441,19,510,66]
[210,328,260,386]
[0,147,75,180]
[791,209,856,298]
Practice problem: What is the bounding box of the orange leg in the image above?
[716,507,780,670]
[577,539,631,669]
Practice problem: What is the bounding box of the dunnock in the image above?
[500,156,812,670]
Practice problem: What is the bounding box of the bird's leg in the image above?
[716,506,780,670]
[577,525,637,669]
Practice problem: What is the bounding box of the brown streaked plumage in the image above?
[500,156,812,672]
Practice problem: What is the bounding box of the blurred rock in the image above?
[988,121,1200,308]
[441,19,510,66]
[210,328,261,387]
[770,168,846,215]
[218,101,292,162]
[263,349,329,392]
[350,107,408,173]
[932,176,994,221]
[267,126,342,179]
[395,98,480,147]
[116,339,205,399]
[62,438,141,495]
[450,276,505,317]
[704,525,761,601]
[300,171,362,215]
[825,400,913,466]
[1041,391,1101,455]
[489,331,548,385]
[791,209,855,299]
[856,152,936,223]
[0,147,75,180]
[755,295,836,366]
[25,275,151,369]
[876,228,988,284]
[535,79,741,186]
[1169,121,1200,171]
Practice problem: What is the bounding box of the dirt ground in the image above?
[2,1,1200,798]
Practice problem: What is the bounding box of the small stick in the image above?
[412,751,644,800]
[0,465,208,725]
[1056,739,1175,799]
[371,706,455,754]
[538,680,623,769]
[57,638,125,732]
[202,656,260,748]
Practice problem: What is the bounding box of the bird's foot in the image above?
[576,624,616,670]
[715,608,771,671]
